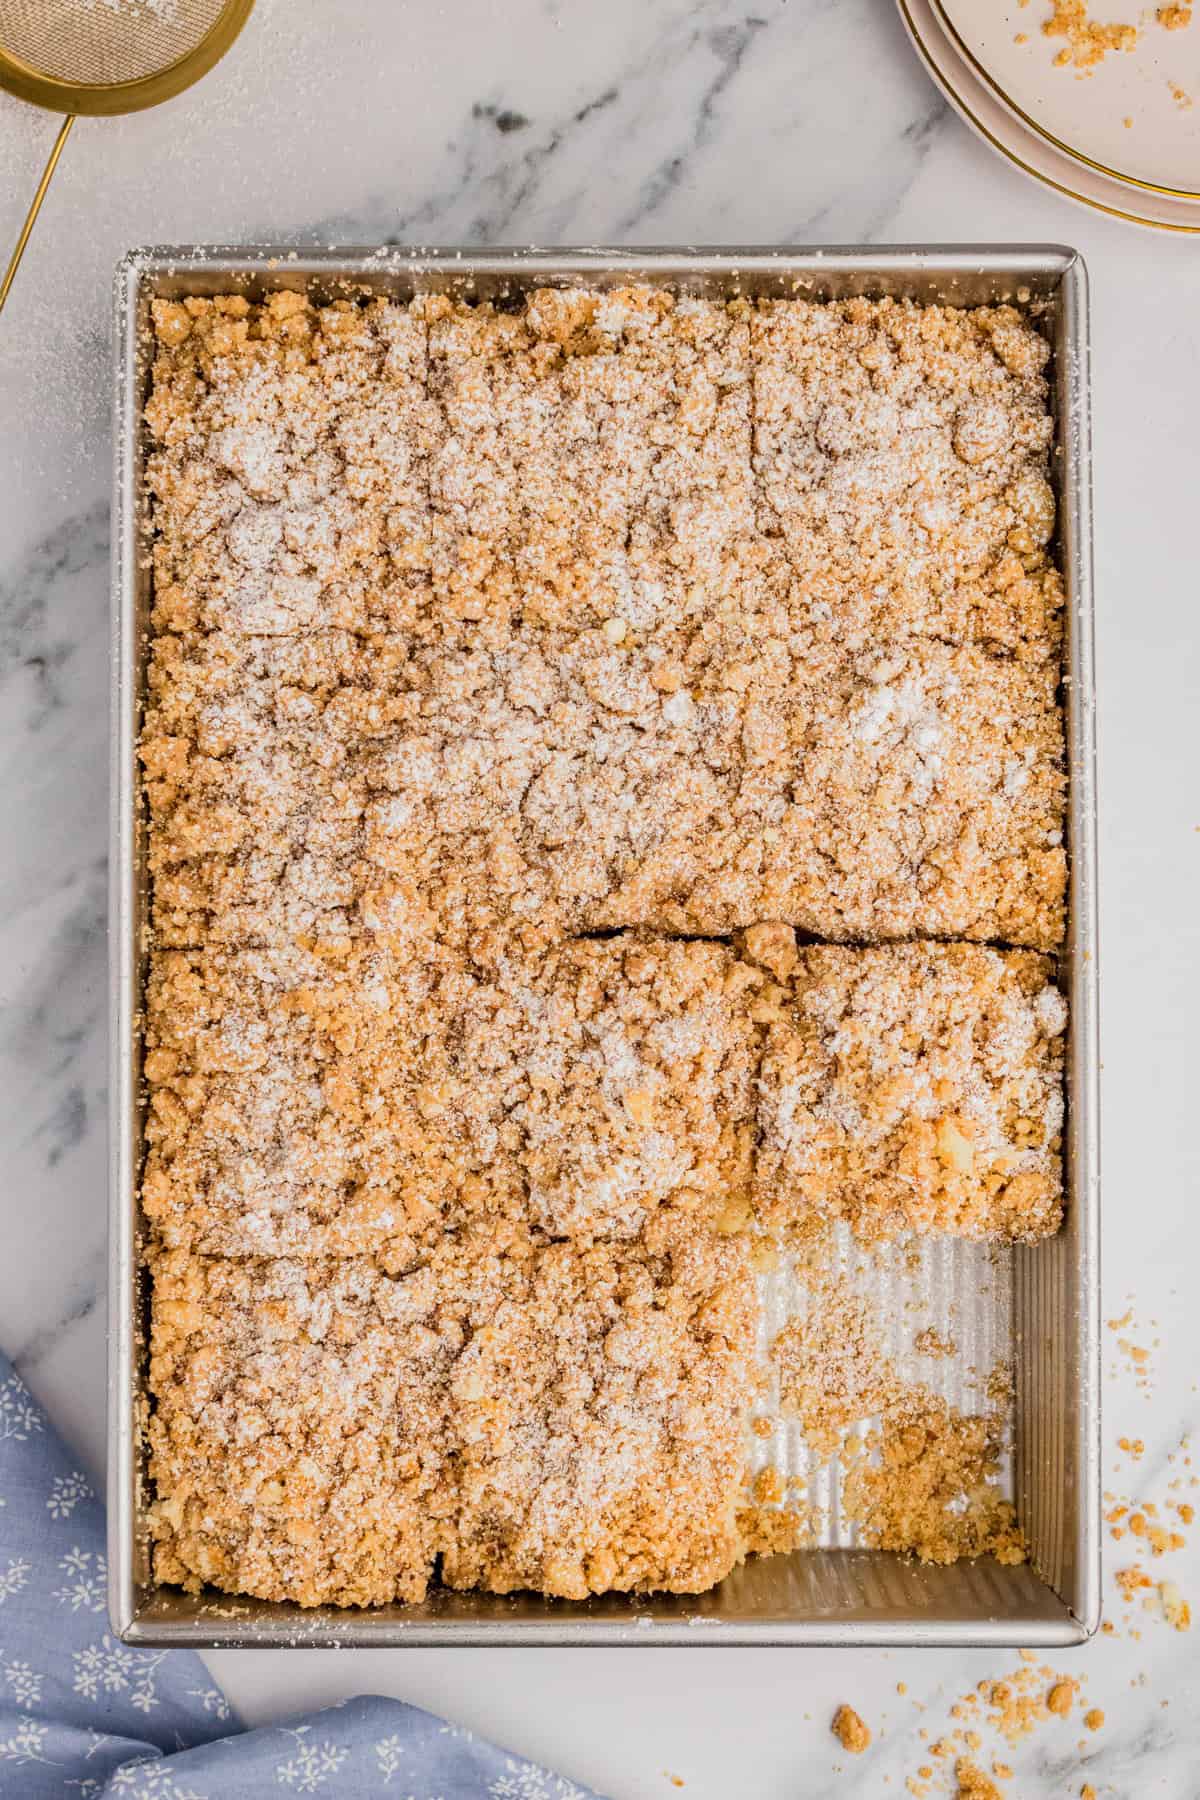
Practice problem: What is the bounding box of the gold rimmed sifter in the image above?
[0,0,255,314]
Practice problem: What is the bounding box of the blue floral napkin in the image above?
[0,1352,600,1798]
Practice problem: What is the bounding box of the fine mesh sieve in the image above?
[0,0,254,313]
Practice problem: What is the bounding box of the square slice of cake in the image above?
[441,1214,758,1598]
[743,934,1066,1243]
[147,1250,457,1607]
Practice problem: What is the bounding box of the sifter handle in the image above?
[0,114,75,317]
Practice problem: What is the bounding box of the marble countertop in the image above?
[2,0,1198,1793]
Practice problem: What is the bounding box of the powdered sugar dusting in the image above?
[140,286,1066,1609]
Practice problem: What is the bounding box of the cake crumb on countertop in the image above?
[1046,1680,1076,1716]
[832,1704,872,1754]
[1159,1578,1192,1629]
[955,1762,1002,1800]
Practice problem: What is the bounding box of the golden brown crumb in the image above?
[1158,3,1192,26]
[832,1705,872,1754]
[1083,1709,1105,1732]
[737,1504,816,1557]
[844,1394,1026,1566]
[752,299,1061,663]
[955,1762,1002,1800]
[1160,1579,1192,1629]
[1081,1787,1097,1799]
[1042,0,1138,69]
[149,291,1064,957]
[773,1288,895,1458]
[914,1327,958,1360]
[1117,1565,1153,1602]
[770,1255,1022,1563]
[142,935,761,1256]
[1046,1680,1075,1716]
[753,1466,784,1506]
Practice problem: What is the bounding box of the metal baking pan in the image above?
[109,246,1098,1647]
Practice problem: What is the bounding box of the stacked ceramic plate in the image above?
[897,0,1200,230]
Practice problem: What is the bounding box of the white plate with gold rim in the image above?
[896,0,1200,230]
[935,0,1200,200]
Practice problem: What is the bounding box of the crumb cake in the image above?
[149,1216,756,1606]
[746,937,1067,1242]
[143,935,763,1258]
[752,298,1064,662]
[141,617,1065,954]
[425,286,759,640]
[141,284,1070,1608]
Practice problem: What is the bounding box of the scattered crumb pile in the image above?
[824,1322,1197,1794]
[953,1764,1002,1800]
[844,1398,1023,1566]
[881,1653,1109,1797]
[1106,1303,1160,1396]
[1104,1366,1196,1637]
[831,1650,1110,1793]
[1041,0,1137,68]
[914,1326,957,1360]
[770,1265,1023,1565]
[1030,0,1193,71]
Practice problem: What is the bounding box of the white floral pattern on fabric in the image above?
[0,1713,52,1767]
[489,1761,592,1800]
[0,1374,42,1442]
[0,1350,606,1800]
[0,1557,31,1605]
[274,1726,349,1791]
[2,1653,43,1705]
[108,1759,210,1799]
[47,1471,93,1519]
[186,1686,232,1722]
[54,1545,107,1612]
[375,1732,407,1781]
[73,1636,169,1715]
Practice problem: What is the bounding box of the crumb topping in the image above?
[752,298,1062,661]
[749,939,1065,1242]
[149,1215,756,1606]
[143,935,761,1257]
[141,286,1067,1610]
